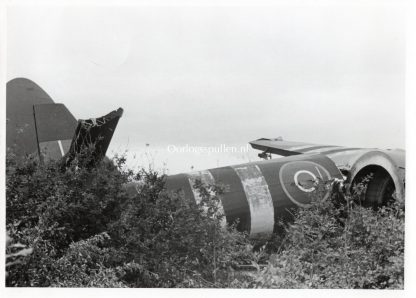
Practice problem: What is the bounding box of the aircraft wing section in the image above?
[250,137,344,157]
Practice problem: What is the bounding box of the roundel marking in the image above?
[294,170,317,192]
[279,161,332,208]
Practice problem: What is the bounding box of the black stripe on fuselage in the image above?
[208,167,251,232]
[164,173,195,206]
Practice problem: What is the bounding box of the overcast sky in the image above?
[7,2,406,174]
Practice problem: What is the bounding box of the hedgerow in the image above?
[6,152,404,288]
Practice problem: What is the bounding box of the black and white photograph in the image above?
[2,0,415,295]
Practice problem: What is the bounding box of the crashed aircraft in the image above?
[165,140,405,239]
[6,78,405,239]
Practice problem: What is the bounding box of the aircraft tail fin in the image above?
[33,103,78,162]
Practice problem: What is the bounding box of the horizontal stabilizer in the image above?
[33,103,78,162]
[34,104,77,142]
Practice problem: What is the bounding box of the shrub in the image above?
[50,233,126,287]
[6,149,132,286]
[5,151,404,288]
[249,179,404,289]
[108,172,257,287]
[6,151,255,287]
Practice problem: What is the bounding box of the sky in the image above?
[6,1,406,174]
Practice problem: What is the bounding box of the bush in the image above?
[109,174,257,287]
[249,179,404,289]
[6,149,132,286]
[49,233,126,287]
[5,151,404,288]
[6,151,255,287]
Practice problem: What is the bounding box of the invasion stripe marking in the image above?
[165,173,194,203]
[209,166,251,232]
[326,149,365,157]
[321,147,363,156]
[297,145,339,153]
[232,164,274,238]
[187,170,226,227]
[300,146,343,154]
[187,170,215,204]
[287,145,319,151]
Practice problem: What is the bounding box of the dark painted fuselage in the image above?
[166,154,342,239]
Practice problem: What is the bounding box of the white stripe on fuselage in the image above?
[232,164,274,239]
[187,170,226,227]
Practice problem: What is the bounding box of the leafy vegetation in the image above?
[6,151,404,288]
[248,180,404,289]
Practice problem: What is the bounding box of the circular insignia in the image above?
[279,161,332,207]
